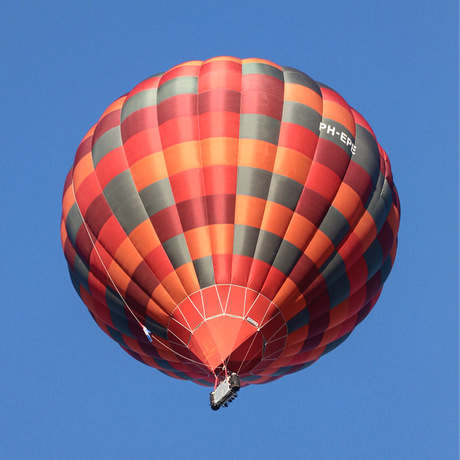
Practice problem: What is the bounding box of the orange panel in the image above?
[352,211,378,253]
[323,99,356,135]
[238,139,277,170]
[386,204,400,237]
[209,224,234,255]
[283,213,317,251]
[206,55,242,65]
[284,83,323,114]
[260,201,293,237]
[184,226,213,260]
[113,238,145,276]
[128,220,161,257]
[171,262,200,296]
[106,259,132,295]
[305,231,335,269]
[169,61,202,72]
[80,124,96,143]
[151,281,181,314]
[145,298,171,325]
[243,57,282,71]
[60,220,68,246]
[234,195,266,227]
[272,146,312,184]
[163,141,201,175]
[99,95,126,120]
[61,184,76,216]
[72,153,94,191]
[332,182,364,224]
[130,152,169,191]
[201,137,239,166]
[272,279,305,319]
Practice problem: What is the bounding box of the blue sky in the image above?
[2,1,458,458]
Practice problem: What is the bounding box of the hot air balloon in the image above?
[61,56,400,409]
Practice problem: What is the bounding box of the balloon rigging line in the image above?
[70,182,215,374]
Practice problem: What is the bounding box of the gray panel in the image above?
[323,331,351,355]
[364,172,392,233]
[363,239,383,281]
[121,89,158,122]
[70,253,90,293]
[147,72,164,79]
[286,307,309,333]
[242,62,284,81]
[103,170,137,209]
[106,325,128,348]
[319,251,345,286]
[253,230,282,265]
[318,117,355,158]
[139,179,175,217]
[272,239,303,276]
[363,170,384,212]
[379,255,393,285]
[112,193,149,235]
[267,174,303,211]
[380,177,394,212]
[233,225,259,258]
[105,286,134,337]
[65,203,83,247]
[281,66,322,95]
[162,233,192,269]
[157,76,198,104]
[353,125,380,183]
[366,187,389,233]
[236,167,272,199]
[92,126,123,167]
[322,253,350,308]
[193,256,215,288]
[103,170,149,234]
[145,315,168,339]
[282,100,322,134]
[68,264,83,294]
[239,114,281,145]
[319,206,350,247]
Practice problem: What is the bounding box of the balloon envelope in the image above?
[61,57,400,386]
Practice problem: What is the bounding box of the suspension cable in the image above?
[70,181,212,372]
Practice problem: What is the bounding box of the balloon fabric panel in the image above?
[61,56,400,387]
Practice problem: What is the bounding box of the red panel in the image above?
[158,116,199,149]
[231,254,252,287]
[144,246,175,281]
[157,94,198,124]
[199,59,242,92]
[241,74,284,118]
[121,106,159,142]
[278,122,318,159]
[201,286,224,318]
[224,284,246,317]
[199,111,240,138]
[306,160,342,202]
[63,57,400,387]
[92,109,122,144]
[149,207,183,242]
[169,169,204,202]
[95,147,128,190]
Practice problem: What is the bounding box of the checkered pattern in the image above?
[61,57,400,386]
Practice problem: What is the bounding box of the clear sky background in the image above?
[2,1,458,459]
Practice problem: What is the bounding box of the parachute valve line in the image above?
[70,182,214,372]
